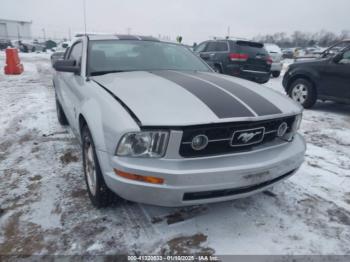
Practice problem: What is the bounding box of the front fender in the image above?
[78,81,140,155]
[285,67,320,91]
[80,99,105,150]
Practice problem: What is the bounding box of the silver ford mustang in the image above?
[53,34,306,208]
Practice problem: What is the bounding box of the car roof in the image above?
[208,39,264,45]
[75,33,160,42]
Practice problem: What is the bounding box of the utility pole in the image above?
[126,27,131,35]
[227,26,230,39]
[68,28,71,40]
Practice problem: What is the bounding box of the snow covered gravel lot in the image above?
[0,52,350,256]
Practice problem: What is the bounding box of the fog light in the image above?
[114,169,164,184]
[191,134,209,151]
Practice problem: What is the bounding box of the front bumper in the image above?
[99,133,306,207]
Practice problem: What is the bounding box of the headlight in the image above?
[279,114,302,142]
[116,131,169,158]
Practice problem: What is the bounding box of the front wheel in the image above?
[288,79,317,108]
[81,125,115,208]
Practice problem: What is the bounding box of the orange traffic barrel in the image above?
[4,48,24,75]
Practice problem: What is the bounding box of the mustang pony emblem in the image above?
[238,131,263,143]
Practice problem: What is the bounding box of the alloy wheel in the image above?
[291,84,308,104]
[84,140,97,196]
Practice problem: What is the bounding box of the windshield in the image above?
[321,41,350,58]
[235,41,268,57]
[88,40,211,75]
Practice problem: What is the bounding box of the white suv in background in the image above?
[265,43,283,77]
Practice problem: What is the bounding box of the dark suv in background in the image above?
[283,41,350,108]
[194,39,272,83]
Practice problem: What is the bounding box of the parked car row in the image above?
[0,39,13,50]
[191,37,350,109]
[0,39,62,53]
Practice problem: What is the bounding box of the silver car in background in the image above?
[265,43,283,77]
[53,34,305,208]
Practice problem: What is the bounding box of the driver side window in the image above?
[194,42,207,53]
[68,42,83,66]
[339,50,350,64]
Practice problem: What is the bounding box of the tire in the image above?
[288,78,317,108]
[272,71,281,78]
[56,96,69,125]
[213,65,222,74]
[81,125,115,208]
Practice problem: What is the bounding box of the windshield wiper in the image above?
[90,70,128,76]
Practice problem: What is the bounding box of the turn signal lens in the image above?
[114,169,164,184]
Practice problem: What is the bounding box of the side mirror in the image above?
[333,53,343,63]
[53,59,80,74]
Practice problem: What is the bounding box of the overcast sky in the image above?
[1,0,349,43]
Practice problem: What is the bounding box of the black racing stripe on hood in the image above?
[151,71,254,118]
[195,72,282,116]
[92,79,142,126]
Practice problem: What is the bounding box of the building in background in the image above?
[0,18,32,40]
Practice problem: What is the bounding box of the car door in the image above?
[60,41,84,132]
[199,41,229,71]
[193,41,207,56]
[210,41,230,72]
[336,50,350,99]
[319,50,350,99]
[199,41,216,66]
[194,41,217,68]
[195,41,212,62]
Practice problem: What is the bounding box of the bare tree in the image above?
[253,30,349,48]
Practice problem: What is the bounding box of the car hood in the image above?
[292,57,329,66]
[91,70,301,126]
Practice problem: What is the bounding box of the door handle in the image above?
[200,53,211,59]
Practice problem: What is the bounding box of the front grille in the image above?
[179,116,296,158]
[183,169,296,201]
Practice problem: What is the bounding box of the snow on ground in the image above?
[0,52,350,256]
